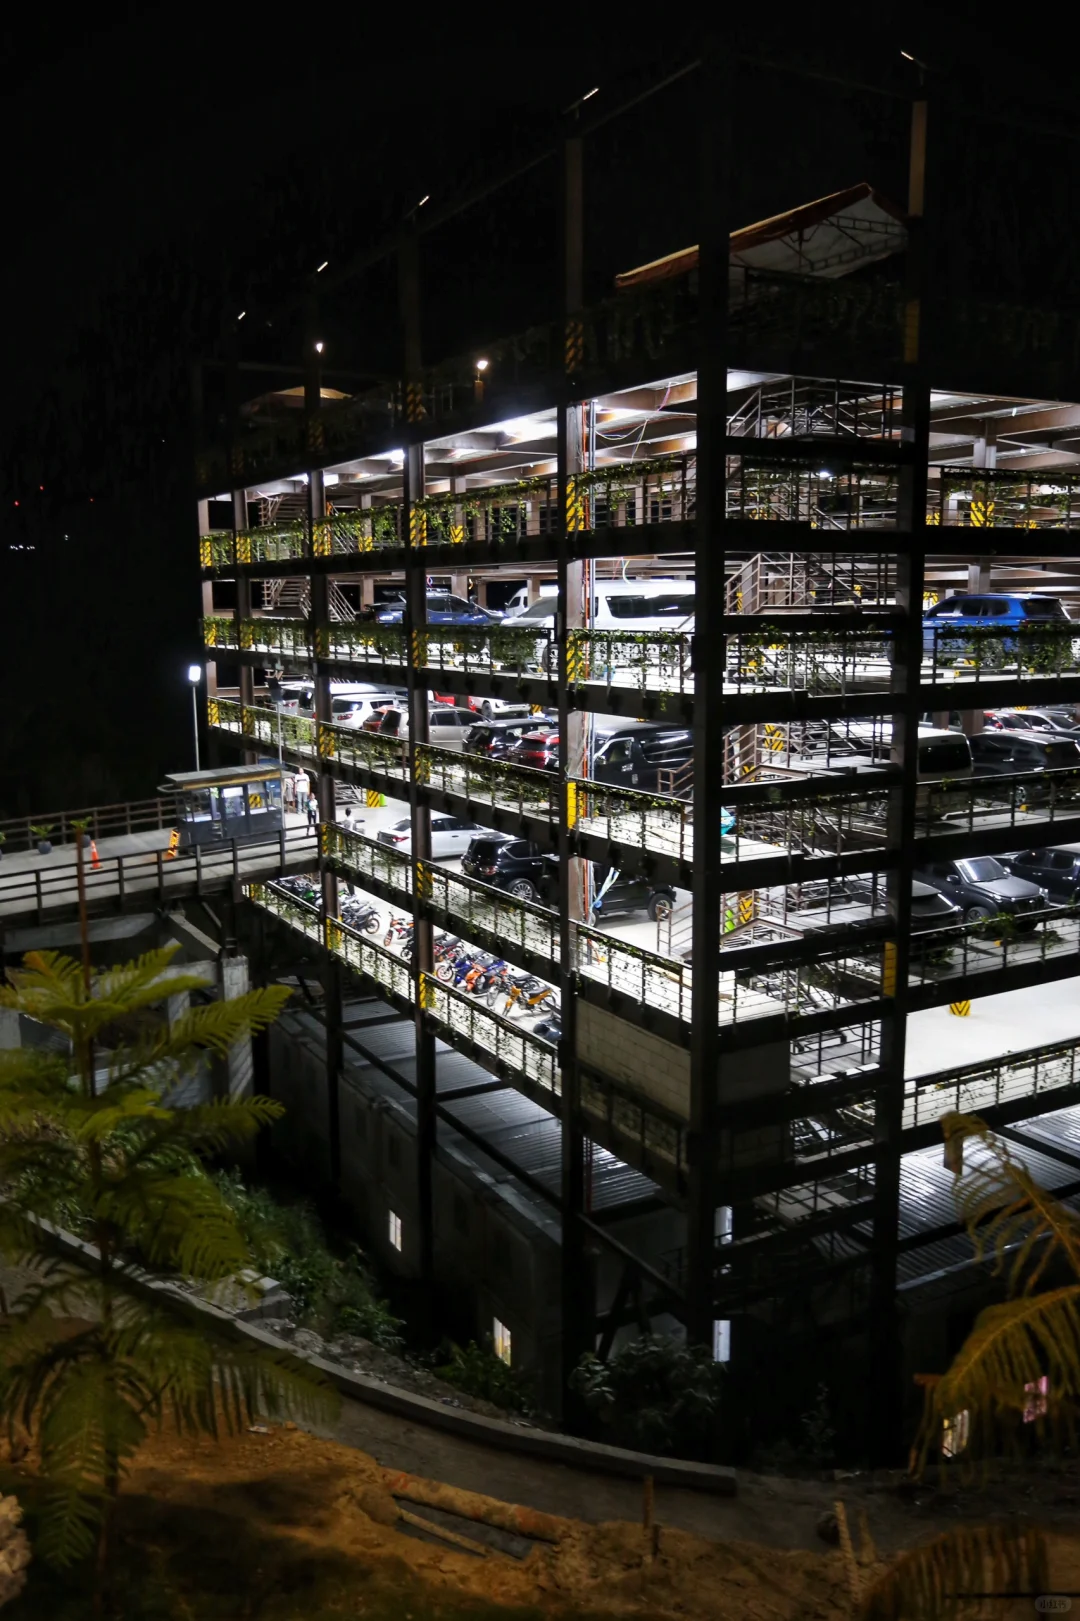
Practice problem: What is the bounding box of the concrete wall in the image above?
[576,1000,790,1169]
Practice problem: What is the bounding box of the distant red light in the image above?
[13,501,18,508]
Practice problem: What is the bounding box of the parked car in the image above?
[969,729,1080,800]
[377,815,489,859]
[915,856,1048,926]
[1000,846,1080,904]
[591,725,694,793]
[506,731,561,772]
[591,867,676,923]
[984,708,1080,736]
[463,720,558,760]
[922,592,1072,660]
[505,722,695,793]
[374,592,500,626]
[330,689,407,728]
[433,692,532,721]
[910,879,962,935]
[376,706,476,749]
[512,578,695,668]
[461,834,557,902]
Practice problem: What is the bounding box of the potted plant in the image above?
[29,823,54,855]
[71,817,91,851]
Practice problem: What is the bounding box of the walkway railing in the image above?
[420,974,560,1090]
[415,745,558,819]
[322,823,413,895]
[420,863,558,964]
[250,882,415,1005]
[0,796,178,855]
[902,1034,1080,1132]
[0,827,318,925]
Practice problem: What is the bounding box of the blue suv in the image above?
[375,592,500,627]
[922,592,1071,660]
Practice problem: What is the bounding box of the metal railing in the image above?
[210,699,409,781]
[420,973,560,1087]
[574,922,691,1022]
[420,863,559,964]
[249,881,415,1005]
[322,823,413,896]
[203,616,314,657]
[0,827,318,926]
[930,465,1080,529]
[726,462,900,528]
[415,744,558,819]
[723,621,896,697]
[568,630,693,698]
[915,764,1080,840]
[906,904,1080,993]
[902,1034,1080,1133]
[923,621,1080,683]
[0,796,178,855]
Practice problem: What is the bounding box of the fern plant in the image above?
[863,1109,1077,1618]
[0,946,334,1596]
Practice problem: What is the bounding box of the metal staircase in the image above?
[262,577,355,622]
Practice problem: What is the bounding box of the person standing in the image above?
[294,767,310,814]
[307,791,319,832]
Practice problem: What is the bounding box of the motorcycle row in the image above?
[275,877,561,1033]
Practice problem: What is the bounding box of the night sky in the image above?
[2,4,1078,815]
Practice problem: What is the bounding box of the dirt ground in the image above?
[4,1419,858,1621]
[5,1255,1080,1618]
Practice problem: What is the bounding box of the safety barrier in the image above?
[414,744,558,819]
[0,826,318,927]
[420,973,560,1088]
[902,1033,1080,1132]
[0,796,178,856]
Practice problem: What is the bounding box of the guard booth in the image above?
[160,766,285,848]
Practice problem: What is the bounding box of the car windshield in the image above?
[957,858,1007,883]
[919,739,971,774]
[604,592,695,618]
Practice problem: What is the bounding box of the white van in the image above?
[511,578,695,668]
[503,583,558,619]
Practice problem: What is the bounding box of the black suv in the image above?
[461,834,557,902]
[592,726,693,793]
[916,856,1048,926]
[970,729,1080,777]
[463,720,556,761]
[505,723,694,792]
[591,867,676,922]
[1000,846,1080,903]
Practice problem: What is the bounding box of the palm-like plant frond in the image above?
[941,1111,1080,1292]
[860,1520,1048,1620]
[0,946,315,1576]
[915,1285,1080,1466]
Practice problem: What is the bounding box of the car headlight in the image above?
[1039,887,1050,900]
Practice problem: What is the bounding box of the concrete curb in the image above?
[28,1216,736,1496]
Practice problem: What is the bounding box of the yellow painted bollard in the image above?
[949,1000,971,1017]
[366,789,385,809]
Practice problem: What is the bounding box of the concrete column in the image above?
[0,1008,20,1050]
[558,116,594,1404]
[685,45,730,1354]
[233,488,255,763]
[870,77,932,1467]
[217,954,253,1100]
[400,223,437,1299]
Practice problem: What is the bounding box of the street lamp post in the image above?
[188,665,202,772]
